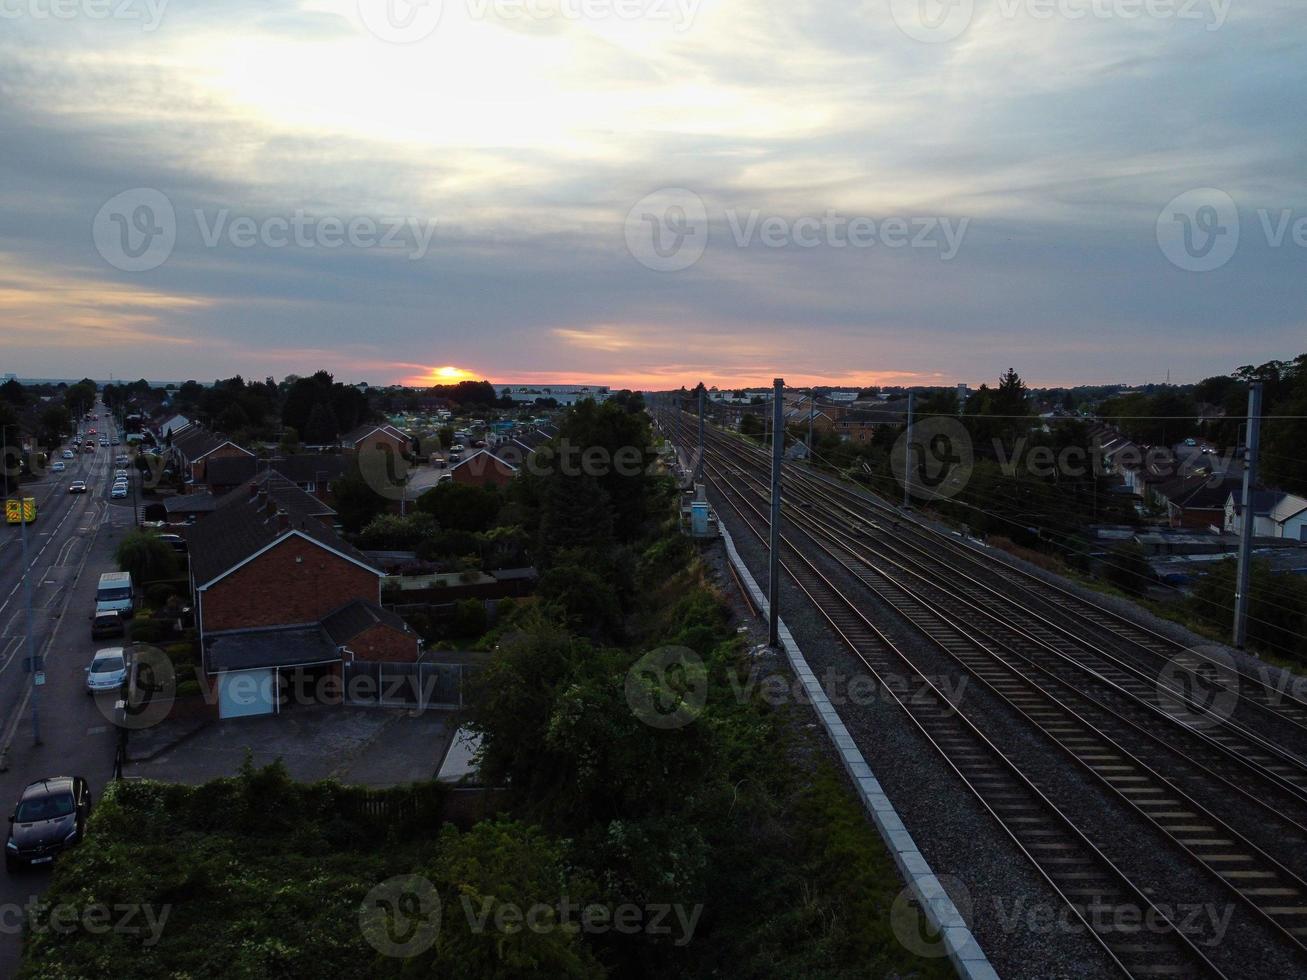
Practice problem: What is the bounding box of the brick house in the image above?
[199,455,348,503]
[451,448,518,488]
[186,476,419,719]
[341,423,412,457]
[167,426,255,486]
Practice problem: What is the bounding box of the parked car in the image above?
[50,461,65,473]
[114,455,129,467]
[110,485,128,500]
[90,611,124,640]
[61,450,74,460]
[5,777,91,871]
[113,469,128,480]
[67,481,87,494]
[85,648,128,695]
[155,533,187,553]
[111,439,120,446]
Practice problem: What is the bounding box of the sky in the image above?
[0,0,1304,391]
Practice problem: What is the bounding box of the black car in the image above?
[91,611,125,639]
[6,776,91,871]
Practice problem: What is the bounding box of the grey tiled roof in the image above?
[188,473,370,587]
[205,625,338,672]
[321,599,409,644]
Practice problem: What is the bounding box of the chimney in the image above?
[248,482,259,498]
[256,487,269,509]
[276,509,290,532]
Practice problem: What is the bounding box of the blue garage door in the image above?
[217,669,276,719]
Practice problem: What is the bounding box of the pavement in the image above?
[123,705,455,787]
[0,403,134,975]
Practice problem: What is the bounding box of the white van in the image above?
[95,571,134,618]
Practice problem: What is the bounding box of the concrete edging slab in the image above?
[717,520,998,980]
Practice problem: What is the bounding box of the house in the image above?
[157,414,192,440]
[1224,489,1285,537]
[163,492,217,525]
[450,448,518,488]
[1269,493,1307,542]
[186,477,416,719]
[166,426,254,485]
[200,454,348,499]
[340,422,411,457]
[1151,474,1239,530]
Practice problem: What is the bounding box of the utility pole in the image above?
[768,378,784,648]
[1233,382,1263,649]
[807,388,814,460]
[696,385,705,483]
[903,390,915,509]
[20,501,39,744]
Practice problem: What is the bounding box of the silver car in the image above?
[85,648,127,694]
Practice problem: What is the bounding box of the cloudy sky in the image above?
[1,0,1304,389]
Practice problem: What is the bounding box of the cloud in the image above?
[0,0,1304,386]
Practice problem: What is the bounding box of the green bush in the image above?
[128,619,167,644]
[146,582,177,607]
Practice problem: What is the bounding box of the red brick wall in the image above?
[201,535,379,633]
[352,431,408,456]
[452,454,515,488]
[346,623,419,663]
[191,444,251,483]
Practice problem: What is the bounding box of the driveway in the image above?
[124,705,456,787]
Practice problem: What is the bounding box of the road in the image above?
[0,403,135,974]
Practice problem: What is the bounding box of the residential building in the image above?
[450,448,518,488]
[186,475,416,719]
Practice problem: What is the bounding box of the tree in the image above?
[330,461,388,533]
[416,481,501,533]
[438,425,455,449]
[38,405,70,448]
[303,402,339,445]
[116,532,179,584]
[414,820,605,979]
[0,378,24,406]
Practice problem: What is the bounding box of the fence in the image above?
[342,659,483,710]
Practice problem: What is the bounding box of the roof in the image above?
[341,423,410,448]
[1154,474,1239,510]
[205,625,339,672]
[1270,493,1307,524]
[163,492,216,515]
[158,414,191,437]
[451,448,518,474]
[321,598,410,645]
[219,469,336,519]
[171,426,251,463]
[187,475,368,588]
[203,454,348,488]
[1226,489,1286,517]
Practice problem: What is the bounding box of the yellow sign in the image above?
[5,498,36,524]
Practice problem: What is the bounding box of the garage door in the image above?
[217,669,276,719]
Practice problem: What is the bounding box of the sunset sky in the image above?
[1,0,1304,389]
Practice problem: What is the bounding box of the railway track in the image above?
[702,452,1226,978]
[656,406,1307,973]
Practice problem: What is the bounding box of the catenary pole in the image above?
[1233,382,1263,649]
[768,378,784,647]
